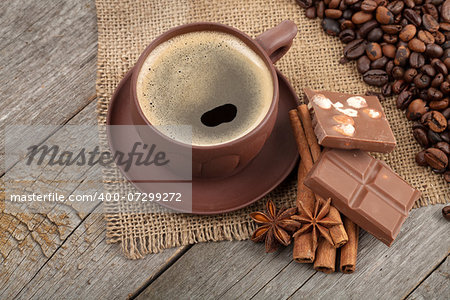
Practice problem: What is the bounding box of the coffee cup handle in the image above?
[255,20,298,63]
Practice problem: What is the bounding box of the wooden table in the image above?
[1,1,449,299]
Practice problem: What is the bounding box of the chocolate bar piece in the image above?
[304,88,396,153]
[304,149,421,246]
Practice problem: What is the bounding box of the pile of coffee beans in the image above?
[297,0,450,182]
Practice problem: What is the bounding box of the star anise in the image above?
[292,198,341,251]
[250,200,301,253]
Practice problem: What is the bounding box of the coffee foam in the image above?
[136,31,273,146]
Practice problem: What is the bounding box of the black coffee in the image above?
[136,31,273,146]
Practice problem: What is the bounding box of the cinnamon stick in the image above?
[297,104,348,248]
[288,110,313,171]
[293,161,316,263]
[289,110,317,262]
[313,238,336,274]
[340,217,359,274]
[293,232,315,263]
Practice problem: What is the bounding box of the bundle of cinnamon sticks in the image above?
[289,104,359,274]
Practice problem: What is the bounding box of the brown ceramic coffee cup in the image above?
[129,21,297,178]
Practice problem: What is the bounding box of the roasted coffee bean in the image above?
[441,131,450,143]
[394,46,410,66]
[433,31,446,45]
[387,0,405,14]
[423,4,440,20]
[366,42,383,60]
[342,9,353,20]
[382,43,397,58]
[358,20,378,37]
[440,22,450,32]
[296,0,313,8]
[316,1,325,18]
[325,9,343,19]
[430,97,449,110]
[414,73,431,88]
[396,89,414,109]
[431,58,448,75]
[363,69,389,86]
[407,98,428,120]
[426,44,444,58]
[404,9,422,26]
[381,25,402,34]
[442,205,450,219]
[424,148,448,169]
[442,107,450,119]
[344,39,366,59]
[417,30,435,44]
[443,0,450,22]
[427,87,444,101]
[392,78,407,93]
[340,20,355,30]
[441,81,450,93]
[352,11,373,24]
[422,64,437,77]
[404,0,415,8]
[404,68,418,82]
[357,55,371,73]
[328,0,341,9]
[392,67,405,80]
[435,141,450,156]
[339,1,347,10]
[381,82,392,96]
[383,34,398,43]
[409,52,426,68]
[322,18,341,36]
[432,73,445,88]
[399,25,417,42]
[371,56,389,69]
[428,129,444,144]
[422,110,448,132]
[413,127,430,147]
[339,28,356,43]
[385,60,395,76]
[339,56,350,64]
[376,6,395,24]
[361,0,378,12]
[408,38,427,52]
[419,88,430,101]
[367,28,383,41]
[415,150,428,166]
[422,14,440,32]
[305,6,317,19]
[432,167,447,174]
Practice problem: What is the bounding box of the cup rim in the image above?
[130,22,279,150]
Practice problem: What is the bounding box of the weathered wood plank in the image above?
[0,0,97,174]
[136,237,312,300]
[136,205,449,300]
[14,206,186,300]
[406,256,449,300]
[0,98,186,299]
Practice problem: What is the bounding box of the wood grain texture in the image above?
[137,205,449,300]
[0,0,97,174]
[406,256,449,300]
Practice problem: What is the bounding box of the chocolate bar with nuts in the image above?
[304,88,396,153]
[304,148,421,246]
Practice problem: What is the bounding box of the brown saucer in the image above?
[107,68,299,214]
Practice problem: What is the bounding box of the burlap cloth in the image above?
[96,0,449,258]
